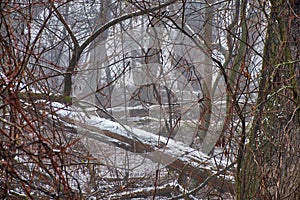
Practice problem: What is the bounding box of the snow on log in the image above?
[107,183,175,199]
[51,102,235,194]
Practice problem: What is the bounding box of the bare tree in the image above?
[236,1,300,199]
[1,0,299,199]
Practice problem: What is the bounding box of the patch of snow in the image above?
[0,71,9,84]
[51,102,230,176]
[52,149,60,153]
[8,190,26,198]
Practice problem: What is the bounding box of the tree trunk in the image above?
[237,1,300,199]
[56,105,235,195]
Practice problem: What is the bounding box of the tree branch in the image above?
[63,0,178,96]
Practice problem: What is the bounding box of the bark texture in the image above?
[237,1,300,199]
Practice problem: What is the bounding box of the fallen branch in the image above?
[106,183,175,199]
[51,103,235,194]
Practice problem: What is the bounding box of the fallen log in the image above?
[51,102,235,194]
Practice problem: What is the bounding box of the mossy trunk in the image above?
[236,1,300,199]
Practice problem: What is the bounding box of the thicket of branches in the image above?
[1,0,299,199]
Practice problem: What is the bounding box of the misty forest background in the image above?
[1,0,299,199]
